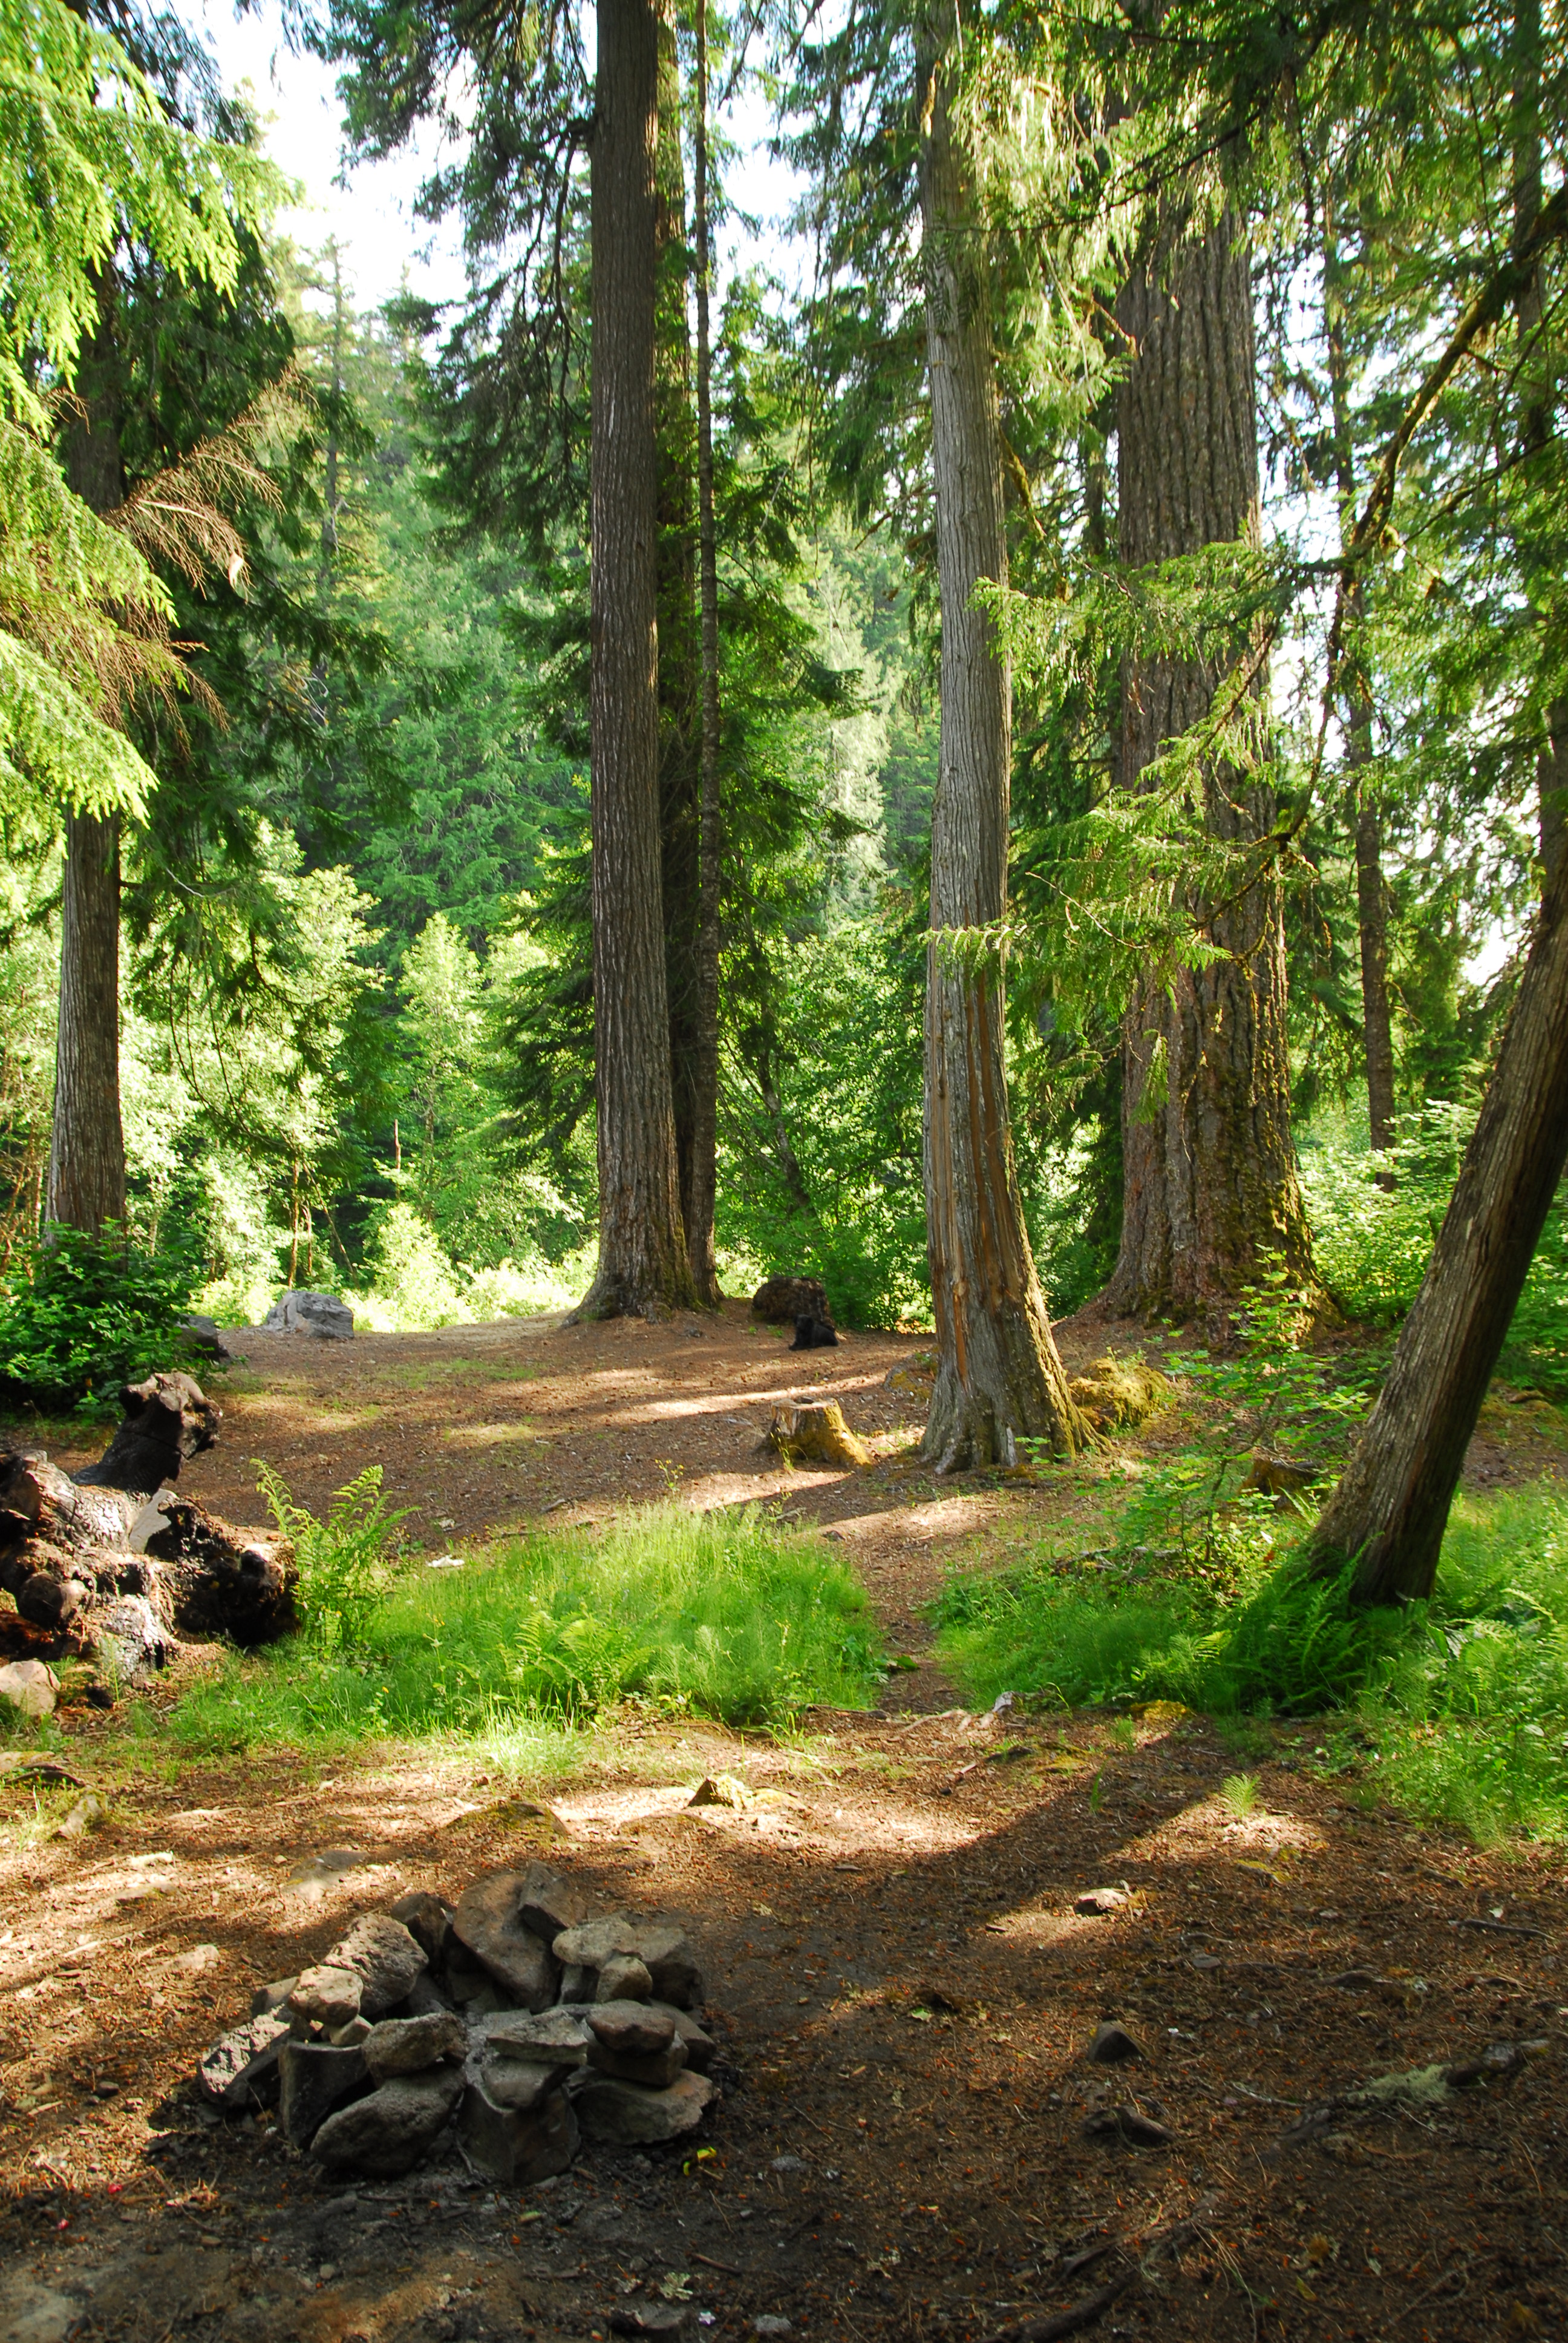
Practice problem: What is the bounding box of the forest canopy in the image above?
[0,0,1564,1593]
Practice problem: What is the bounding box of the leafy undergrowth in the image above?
[165,1491,884,1755]
[936,1476,1568,1844]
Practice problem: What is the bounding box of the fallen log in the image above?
[0,1371,293,1690]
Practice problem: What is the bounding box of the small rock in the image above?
[250,1976,299,2018]
[611,2309,693,2339]
[311,2066,463,2175]
[754,2319,793,2336]
[0,1659,58,1717]
[452,1872,560,2009]
[687,1775,751,1810]
[290,1967,364,2028]
[94,1594,169,1682]
[330,2016,373,2047]
[589,2036,688,2088]
[1074,1887,1129,1916]
[1087,2021,1143,2065]
[662,2008,716,2075]
[575,2069,714,2146]
[1081,2104,1174,2148]
[587,2003,678,2059]
[1329,1970,1386,1990]
[465,2052,567,2112]
[771,2154,807,2174]
[388,1890,454,1964]
[477,2008,593,2065]
[278,2039,369,2148]
[325,1912,426,2017]
[198,2012,290,2110]
[363,2010,467,2081]
[54,1793,108,1839]
[174,1943,221,1974]
[457,2075,578,2185]
[598,1954,655,2003]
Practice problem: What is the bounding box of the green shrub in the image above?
[168,1498,884,1752]
[1301,1104,1568,1391]
[0,1224,200,1414]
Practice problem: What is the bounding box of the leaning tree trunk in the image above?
[687,0,724,1309]
[1305,847,1568,1602]
[575,0,696,1320]
[1511,0,1568,895]
[916,16,1084,1471]
[1104,213,1315,1321]
[48,290,129,1239]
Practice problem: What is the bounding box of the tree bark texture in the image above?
[1324,202,1397,1156]
[688,0,723,1308]
[577,0,696,1320]
[917,24,1083,1470]
[1105,214,1314,1320]
[48,286,129,1239]
[651,0,717,1300]
[1306,847,1568,1602]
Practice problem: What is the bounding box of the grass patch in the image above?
[167,1496,883,1756]
[934,1476,1568,1844]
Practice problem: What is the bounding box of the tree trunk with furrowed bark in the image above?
[1105,212,1314,1321]
[575,0,696,1320]
[916,13,1084,1472]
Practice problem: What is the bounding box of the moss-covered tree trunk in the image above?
[1306,848,1568,1601]
[916,13,1083,1471]
[1105,215,1313,1320]
[576,0,696,1320]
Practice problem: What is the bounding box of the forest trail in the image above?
[4,1314,1568,2342]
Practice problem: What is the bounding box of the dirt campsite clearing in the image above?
[3,1300,1568,2343]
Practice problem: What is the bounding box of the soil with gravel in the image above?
[2,1301,1568,2343]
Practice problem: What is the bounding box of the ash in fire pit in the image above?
[198,1863,719,2183]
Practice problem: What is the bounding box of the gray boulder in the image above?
[289,1965,363,2028]
[598,1954,655,2003]
[574,2070,714,2146]
[362,2009,466,2082]
[325,1910,426,2016]
[475,2008,592,2066]
[452,1871,560,2009]
[388,1888,454,1964]
[198,2011,290,2110]
[458,2076,578,2185]
[311,2066,463,2176]
[262,1289,354,1340]
[586,2002,677,2060]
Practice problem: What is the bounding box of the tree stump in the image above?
[761,1402,872,1468]
[1065,1357,1173,1436]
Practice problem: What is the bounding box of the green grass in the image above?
[934,1476,1568,1846]
[166,1498,884,1756]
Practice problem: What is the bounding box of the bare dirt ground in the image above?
[4,1302,1568,2343]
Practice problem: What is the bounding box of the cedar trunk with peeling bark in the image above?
[1307,851,1568,1602]
[1105,217,1313,1319]
[917,24,1083,1472]
[576,0,695,1320]
[48,297,128,1239]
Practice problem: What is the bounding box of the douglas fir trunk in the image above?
[1106,215,1314,1319]
[688,0,723,1309]
[576,0,696,1320]
[917,22,1084,1470]
[1307,847,1568,1602]
[48,295,129,1239]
